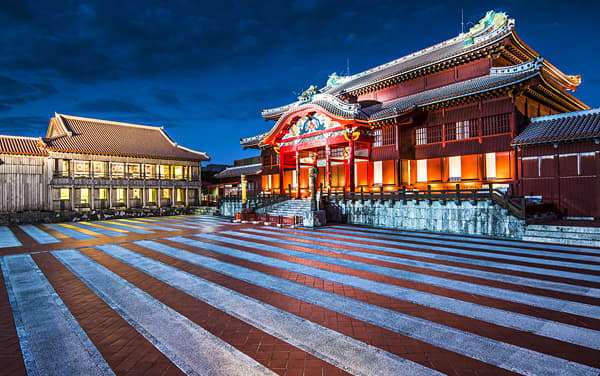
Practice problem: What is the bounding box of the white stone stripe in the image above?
[281,228,600,270]
[113,219,178,231]
[90,221,152,234]
[0,226,22,248]
[322,227,600,262]
[52,249,274,376]
[18,225,60,244]
[0,255,114,376]
[330,225,600,254]
[236,228,600,298]
[134,218,195,228]
[222,230,600,318]
[247,228,600,283]
[187,233,600,349]
[97,244,439,376]
[69,222,123,237]
[132,239,600,376]
[44,223,96,240]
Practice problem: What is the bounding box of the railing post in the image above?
[343,186,346,203]
[455,183,461,204]
[401,185,406,203]
[379,186,384,202]
[522,197,526,219]
[288,184,292,200]
[472,189,477,202]
[360,186,364,201]
[488,183,493,201]
[427,185,432,203]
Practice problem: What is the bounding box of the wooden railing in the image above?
[322,184,527,220]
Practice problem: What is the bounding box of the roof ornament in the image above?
[323,72,350,90]
[298,85,319,102]
[464,10,507,46]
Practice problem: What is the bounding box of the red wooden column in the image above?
[279,151,284,195]
[348,138,355,192]
[295,151,300,198]
[325,144,331,189]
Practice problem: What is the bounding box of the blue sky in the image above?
[1,1,598,164]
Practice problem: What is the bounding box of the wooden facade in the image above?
[0,155,52,212]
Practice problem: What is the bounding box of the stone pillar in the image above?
[309,166,318,211]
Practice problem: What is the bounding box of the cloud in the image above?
[0,115,48,136]
[0,104,11,111]
[151,88,181,106]
[0,76,58,105]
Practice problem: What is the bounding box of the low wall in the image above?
[0,207,195,226]
[325,199,525,238]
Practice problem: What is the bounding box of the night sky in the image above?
[1,1,599,164]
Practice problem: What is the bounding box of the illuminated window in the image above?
[163,189,171,199]
[129,164,141,178]
[74,161,90,177]
[60,188,70,200]
[148,189,157,203]
[173,166,183,180]
[99,188,108,200]
[486,153,496,179]
[80,188,89,204]
[160,165,171,179]
[415,128,427,145]
[417,159,427,182]
[132,189,141,200]
[176,189,184,202]
[373,161,383,185]
[145,164,157,179]
[456,121,470,140]
[61,160,70,177]
[449,156,461,181]
[111,163,125,178]
[116,188,125,203]
[92,161,105,177]
[372,129,382,147]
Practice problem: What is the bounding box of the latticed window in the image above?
[428,125,442,143]
[456,121,470,140]
[482,113,510,136]
[372,129,383,147]
[382,126,395,146]
[415,128,427,145]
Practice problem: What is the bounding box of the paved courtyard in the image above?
[0,215,599,376]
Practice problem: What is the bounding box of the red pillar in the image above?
[349,139,355,192]
[279,151,284,195]
[295,151,300,198]
[325,144,331,189]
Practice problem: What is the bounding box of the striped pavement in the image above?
[0,218,599,375]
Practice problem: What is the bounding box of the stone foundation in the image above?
[0,207,196,226]
[326,199,525,238]
[303,210,326,228]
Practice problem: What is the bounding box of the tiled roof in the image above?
[365,59,542,120]
[213,163,261,178]
[0,135,48,156]
[44,114,210,161]
[512,108,600,146]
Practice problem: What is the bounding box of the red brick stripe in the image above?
[154,236,600,369]
[7,226,37,248]
[120,241,518,375]
[234,228,600,306]
[78,247,348,376]
[31,252,184,376]
[0,266,27,376]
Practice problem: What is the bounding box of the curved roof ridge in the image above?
[57,113,164,131]
[531,108,600,123]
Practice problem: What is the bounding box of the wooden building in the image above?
[212,156,262,197]
[241,10,593,214]
[0,114,209,213]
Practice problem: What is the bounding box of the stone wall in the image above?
[325,199,525,238]
[0,207,195,226]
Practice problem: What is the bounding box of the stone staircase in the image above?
[523,224,600,248]
[257,199,311,217]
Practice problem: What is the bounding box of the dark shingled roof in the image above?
[44,114,209,161]
[0,136,47,156]
[512,108,600,146]
[213,163,261,178]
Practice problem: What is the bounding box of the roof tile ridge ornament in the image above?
[59,113,164,130]
[490,57,544,76]
[530,107,600,123]
[55,113,73,137]
[240,131,269,145]
[0,134,42,140]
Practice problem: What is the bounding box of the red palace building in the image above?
[241,11,600,219]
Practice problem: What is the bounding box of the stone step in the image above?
[522,235,600,248]
[527,224,600,234]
